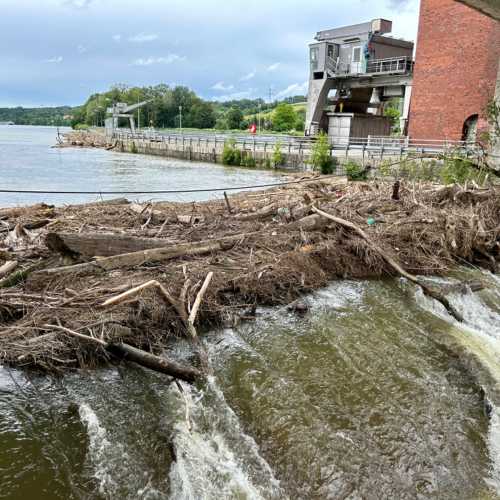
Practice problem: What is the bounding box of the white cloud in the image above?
[112,34,121,42]
[240,71,256,82]
[267,62,280,72]
[275,81,308,100]
[63,0,93,8]
[387,0,413,10]
[216,90,253,102]
[132,54,185,66]
[44,56,63,64]
[77,44,87,54]
[211,81,234,91]
[129,33,159,43]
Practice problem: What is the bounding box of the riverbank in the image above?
[0,176,498,375]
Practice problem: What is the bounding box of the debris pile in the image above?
[0,176,498,377]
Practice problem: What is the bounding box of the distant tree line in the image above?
[0,83,307,133]
[0,106,73,126]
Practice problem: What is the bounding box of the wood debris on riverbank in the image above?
[0,175,498,378]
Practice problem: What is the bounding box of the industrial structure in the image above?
[105,100,150,138]
[409,0,500,142]
[305,18,414,143]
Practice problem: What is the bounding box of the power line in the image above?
[0,174,341,196]
[0,158,437,197]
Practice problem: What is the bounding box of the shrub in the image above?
[242,152,256,168]
[222,139,241,166]
[345,160,367,181]
[73,123,89,131]
[440,155,487,185]
[310,132,335,174]
[272,141,284,167]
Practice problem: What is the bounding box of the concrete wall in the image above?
[116,136,308,170]
[456,0,500,20]
[409,0,500,141]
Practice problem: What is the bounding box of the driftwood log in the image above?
[36,232,260,276]
[43,324,201,383]
[0,261,18,279]
[46,232,174,258]
[311,206,465,322]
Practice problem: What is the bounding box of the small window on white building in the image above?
[352,46,361,63]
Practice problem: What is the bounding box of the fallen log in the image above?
[36,232,256,277]
[37,209,332,277]
[43,324,201,383]
[311,205,464,322]
[46,232,172,258]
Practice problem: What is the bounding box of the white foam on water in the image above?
[79,403,162,499]
[79,403,121,497]
[486,407,500,492]
[168,377,285,500]
[414,282,500,492]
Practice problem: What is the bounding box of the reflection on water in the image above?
[0,126,282,207]
[1,276,499,499]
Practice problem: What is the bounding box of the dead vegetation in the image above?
[0,175,498,378]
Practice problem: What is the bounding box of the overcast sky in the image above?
[0,0,420,107]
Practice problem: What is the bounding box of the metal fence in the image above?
[113,130,479,158]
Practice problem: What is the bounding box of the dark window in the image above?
[462,114,478,142]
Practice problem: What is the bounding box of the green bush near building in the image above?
[310,132,336,174]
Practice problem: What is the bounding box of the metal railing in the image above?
[365,56,413,75]
[326,56,413,78]
[113,130,479,158]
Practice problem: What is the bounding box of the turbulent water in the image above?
[1,125,500,499]
[1,274,500,499]
[0,125,282,207]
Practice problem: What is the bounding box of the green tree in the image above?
[226,108,243,129]
[272,103,297,132]
[186,101,216,128]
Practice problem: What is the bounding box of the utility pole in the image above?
[268,86,273,104]
[179,105,183,134]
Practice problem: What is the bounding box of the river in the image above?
[0,125,282,207]
[0,126,499,499]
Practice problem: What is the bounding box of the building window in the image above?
[352,46,361,63]
[462,114,478,142]
[310,47,319,71]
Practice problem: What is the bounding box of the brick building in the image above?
[409,0,500,141]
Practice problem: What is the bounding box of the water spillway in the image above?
[1,274,499,499]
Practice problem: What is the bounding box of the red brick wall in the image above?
[408,0,500,141]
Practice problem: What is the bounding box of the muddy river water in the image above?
[0,126,499,499]
[1,273,500,499]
